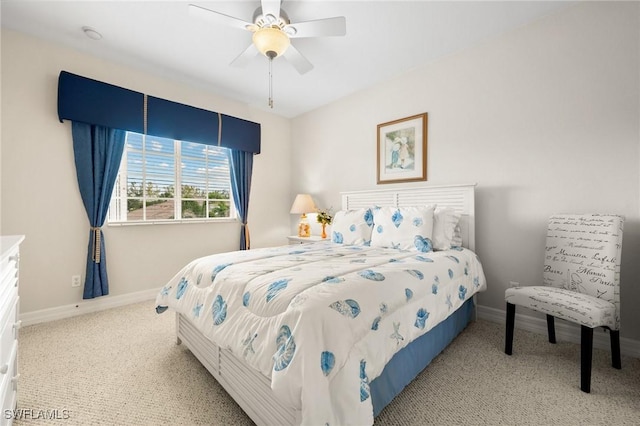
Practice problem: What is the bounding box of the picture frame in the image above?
[377,113,428,184]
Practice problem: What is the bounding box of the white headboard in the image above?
[341,183,476,251]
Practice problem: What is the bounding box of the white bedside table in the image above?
[287,235,325,245]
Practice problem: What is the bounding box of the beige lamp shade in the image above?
[290,194,316,214]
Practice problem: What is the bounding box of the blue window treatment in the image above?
[58,71,261,153]
[72,122,126,299]
[228,150,254,250]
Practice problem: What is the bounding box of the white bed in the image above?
[158,183,483,425]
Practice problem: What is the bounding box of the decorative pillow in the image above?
[370,206,435,252]
[451,224,463,248]
[331,208,374,245]
[432,208,461,250]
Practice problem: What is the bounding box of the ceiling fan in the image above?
[189,1,346,107]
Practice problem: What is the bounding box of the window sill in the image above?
[107,218,238,227]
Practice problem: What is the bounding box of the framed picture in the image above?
[377,113,428,184]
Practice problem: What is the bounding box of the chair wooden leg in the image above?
[546,315,556,344]
[581,326,593,393]
[505,302,515,355]
[610,329,621,369]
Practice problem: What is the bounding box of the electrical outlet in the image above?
[509,281,520,288]
[71,275,82,287]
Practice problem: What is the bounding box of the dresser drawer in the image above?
[0,341,18,426]
[0,297,18,377]
[0,250,18,301]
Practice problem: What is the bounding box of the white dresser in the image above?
[0,236,23,425]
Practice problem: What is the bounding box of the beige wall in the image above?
[2,2,639,343]
[291,2,640,340]
[1,30,292,314]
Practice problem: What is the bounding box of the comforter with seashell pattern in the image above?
[155,241,486,425]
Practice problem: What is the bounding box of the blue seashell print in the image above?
[320,351,335,377]
[349,224,356,232]
[332,231,344,244]
[414,236,433,253]
[212,295,227,326]
[412,217,424,227]
[192,302,203,318]
[211,263,232,281]
[432,283,438,294]
[405,288,414,301]
[452,246,464,251]
[390,322,404,344]
[458,285,468,300]
[160,286,171,296]
[391,210,404,228]
[242,291,251,307]
[358,269,385,281]
[371,316,381,330]
[364,240,371,246]
[176,277,188,299]
[364,209,374,227]
[448,269,454,279]
[360,359,370,402]
[446,255,460,263]
[405,269,424,280]
[376,225,383,234]
[445,294,453,310]
[380,303,388,314]
[474,276,480,288]
[416,255,434,262]
[390,242,401,249]
[329,299,361,318]
[323,276,345,284]
[414,308,430,329]
[242,332,258,358]
[155,305,168,314]
[273,325,296,372]
[266,278,292,303]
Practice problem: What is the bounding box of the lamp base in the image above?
[297,214,311,238]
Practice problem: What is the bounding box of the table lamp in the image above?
[290,194,316,237]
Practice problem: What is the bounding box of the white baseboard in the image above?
[19,288,159,327]
[477,304,640,359]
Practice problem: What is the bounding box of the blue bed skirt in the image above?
[371,298,474,416]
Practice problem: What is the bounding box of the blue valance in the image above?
[57,71,261,154]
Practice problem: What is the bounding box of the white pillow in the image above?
[370,206,435,252]
[331,208,374,245]
[432,208,461,250]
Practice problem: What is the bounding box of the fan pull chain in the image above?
[268,57,274,109]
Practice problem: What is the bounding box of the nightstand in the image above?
[287,235,324,245]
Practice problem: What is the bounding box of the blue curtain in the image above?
[72,122,126,299]
[228,150,254,250]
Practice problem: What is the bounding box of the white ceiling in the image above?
[1,1,571,118]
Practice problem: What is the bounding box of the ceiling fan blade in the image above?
[285,16,346,38]
[282,44,313,75]
[230,43,259,68]
[260,0,281,24]
[188,4,253,31]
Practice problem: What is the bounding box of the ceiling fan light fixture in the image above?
[252,27,290,59]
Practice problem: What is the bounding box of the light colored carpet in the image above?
[15,301,640,425]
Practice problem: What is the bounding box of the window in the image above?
[108,131,234,223]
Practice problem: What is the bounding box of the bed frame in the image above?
[175,183,477,425]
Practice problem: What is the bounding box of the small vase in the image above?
[321,223,327,239]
